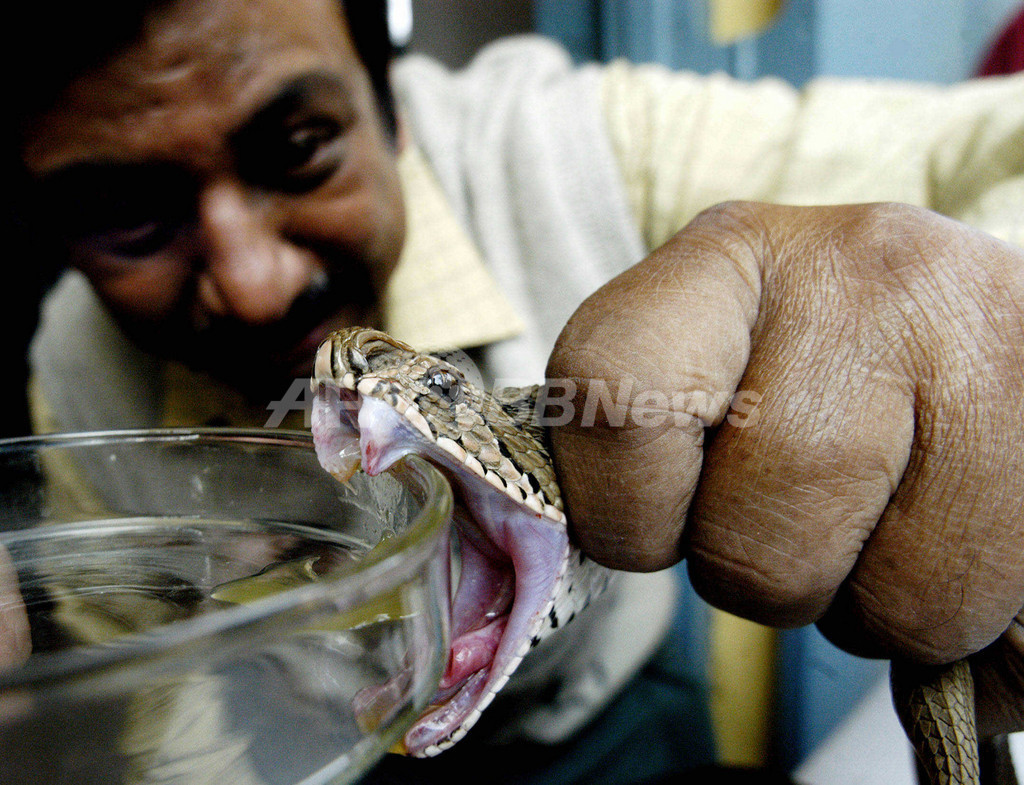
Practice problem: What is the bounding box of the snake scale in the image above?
[310,327,1010,783]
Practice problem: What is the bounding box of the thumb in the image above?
[546,203,763,571]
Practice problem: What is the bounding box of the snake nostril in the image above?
[347,346,369,373]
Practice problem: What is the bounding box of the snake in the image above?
[310,327,1011,782]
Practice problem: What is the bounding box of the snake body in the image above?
[310,327,1005,782]
[891,659,981,785]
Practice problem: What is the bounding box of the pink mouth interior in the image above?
[311,387,567,755]
[441,539,513,689]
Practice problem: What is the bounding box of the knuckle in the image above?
[689,199,766,228]
[686,519,838,627]
[828,529,1024,664]
[682,408,904,627]
[681,200,770,268]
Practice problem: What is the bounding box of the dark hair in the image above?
[343,1,398,141]
[11,0,397,139]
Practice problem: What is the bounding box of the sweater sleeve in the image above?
[601,61,1024,250]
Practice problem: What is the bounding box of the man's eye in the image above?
[89,220,180,258]
[35,162,196,261]
[238,117,345,194]
[67,205,188,260]
[284,121,340,169]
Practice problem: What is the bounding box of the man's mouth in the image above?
[280,305,381,380]
[150,287,379,391]
[250,263,383,382]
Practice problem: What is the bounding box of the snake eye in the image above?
[425,366,462,404]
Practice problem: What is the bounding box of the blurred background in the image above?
[405,0,1024,82]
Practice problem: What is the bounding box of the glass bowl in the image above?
[0,428,452,785]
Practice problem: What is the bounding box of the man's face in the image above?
[22,0,405,398]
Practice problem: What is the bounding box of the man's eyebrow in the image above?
[240,70,353,128]
[36,160,192,199]
[33,161,195,231]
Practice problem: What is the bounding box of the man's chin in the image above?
[158,347,307,407]
[217,359,311,405]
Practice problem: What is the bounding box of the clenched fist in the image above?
[547,201,1024,736]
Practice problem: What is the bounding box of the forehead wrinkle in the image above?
[125,0,362,123]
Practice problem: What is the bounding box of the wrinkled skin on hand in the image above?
[547,202,1024,737]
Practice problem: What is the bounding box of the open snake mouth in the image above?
[311,382,569,757]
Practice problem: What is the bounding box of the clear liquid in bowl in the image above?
[0,517,443,785]
[2,517,366,654]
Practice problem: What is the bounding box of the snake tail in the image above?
[891,658,980,785]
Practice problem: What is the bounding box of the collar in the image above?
[384,143,525,350]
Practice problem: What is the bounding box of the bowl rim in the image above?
[0,427,453,689]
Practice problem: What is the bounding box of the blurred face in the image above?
[22,0,405,399]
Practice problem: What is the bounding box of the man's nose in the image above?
[195,180,313,324]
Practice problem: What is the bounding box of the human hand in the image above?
[546,202,1024,736]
